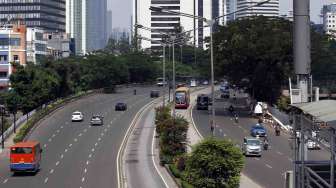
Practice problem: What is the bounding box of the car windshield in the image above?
[247,139,261,146]
[11,147,33,154]
[176,92,186,103]
[73,112,81,115]
[253,125,264,130]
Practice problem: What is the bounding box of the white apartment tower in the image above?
[134,0,220,49]
[322,3,336,36]
[236,0,279,19]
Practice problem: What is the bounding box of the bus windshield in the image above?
[11,147,33,154]
[176,92,186,104]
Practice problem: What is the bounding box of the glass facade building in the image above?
[0,0,66,32]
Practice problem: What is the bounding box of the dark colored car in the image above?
[90,115,103,126]
[196,94,209,110]
[150,90,160,98]
[250,124,267,137]
[115,102,127,111]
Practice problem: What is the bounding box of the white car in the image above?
[307,139,320,150]
[72,111,83,122]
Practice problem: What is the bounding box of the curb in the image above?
[117,97,161,188]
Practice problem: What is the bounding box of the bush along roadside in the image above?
[155,107,245,188]
[13,91,93,143]
[155,106,188,165]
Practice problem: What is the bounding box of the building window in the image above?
[13,55,19,61]
[0,55,7,62]
[0,72,7,78]
[10,38,21,46]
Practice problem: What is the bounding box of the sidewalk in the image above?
[175,88,262,188]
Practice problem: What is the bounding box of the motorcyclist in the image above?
[275,124,281,136]
[263,137,269,150]
[229,105,234,114]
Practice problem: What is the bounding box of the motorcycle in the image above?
[275,128,280,136]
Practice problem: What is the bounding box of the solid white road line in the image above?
[116,99,157,188]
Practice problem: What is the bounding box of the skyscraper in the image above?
[322,3,336,36]
[107,10,113,40]
[236,0,279,19]
[0,0,66,32]
[66,0,107,55]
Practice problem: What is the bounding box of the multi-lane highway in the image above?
[0,86,159,188]
[192,94,329,188]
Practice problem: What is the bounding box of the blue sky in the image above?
[108,0,334,29]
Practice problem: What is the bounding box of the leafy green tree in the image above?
[212,16,293,103]
[5,90,22,133]
[184,138,244,188]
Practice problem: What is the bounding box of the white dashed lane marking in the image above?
[3,178,8,184]
[266,164,273,169]
[50,169,54,174]
[44,177,49,184]
[277,151,283,155]
[56,161,60,166]
[81,177,85,182]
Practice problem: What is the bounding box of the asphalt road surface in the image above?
[0,86,160,188]
[192,96,330,188]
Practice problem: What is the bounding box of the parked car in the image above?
[242,137,262,157]
[250,124,267,137]
[115,102,127,111]
[72,111,83,122]
[90,115,103,126]
[202,80,209,85]
[150,90,160,98]
[196,94,209,110]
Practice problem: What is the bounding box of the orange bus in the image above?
[175,87,190,109]
[10,141,42,173]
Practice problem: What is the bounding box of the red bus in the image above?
[175,87,190,109]
[10,141,42,173]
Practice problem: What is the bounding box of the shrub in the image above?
[184,138,244,188]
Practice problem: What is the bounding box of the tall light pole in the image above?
[136,33,167,107]
[172,36,176,119]
[150,0,270,134]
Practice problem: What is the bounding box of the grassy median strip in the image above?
[13,91,91,143]
[155,106,245,188]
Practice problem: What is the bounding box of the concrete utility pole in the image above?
[293,0,311,187]
[134,0,138,50]
[294,0,311,103]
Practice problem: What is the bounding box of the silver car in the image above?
[242,137,262,157]
[90,115,104,126]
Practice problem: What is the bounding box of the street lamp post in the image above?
[1,105,5,149]
[172,36,176,119]
[150,0,270,135]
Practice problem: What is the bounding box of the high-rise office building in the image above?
[66,0,107,55]
[236,0,279,19]
[322,3,336,36]
[107,10,113,40]
[0,0,66,32]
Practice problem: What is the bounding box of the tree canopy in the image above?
[184,138,244,188]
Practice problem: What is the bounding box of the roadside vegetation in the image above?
[155,107,244,188]
[213,16,336,104]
